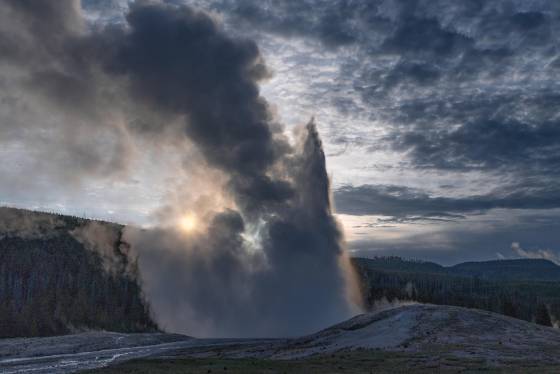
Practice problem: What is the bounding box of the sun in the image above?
[179,213,198,233]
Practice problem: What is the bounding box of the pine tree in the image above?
[535,303,552,327]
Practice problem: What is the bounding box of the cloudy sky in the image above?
[2,0,560,264]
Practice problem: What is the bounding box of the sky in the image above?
[1,0,560,265]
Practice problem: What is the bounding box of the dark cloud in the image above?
[224,0,363,48]
[381,16,471,58]
[206,0,560,179]
[384,89,560,173]
[334,184,560,218]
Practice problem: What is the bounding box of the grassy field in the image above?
[86,350,560,374]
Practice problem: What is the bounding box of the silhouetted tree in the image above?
[535,303,552,327]
[502,299,519,319]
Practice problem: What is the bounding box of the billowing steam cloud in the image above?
[128,122,360,337]
[0,0,361,337]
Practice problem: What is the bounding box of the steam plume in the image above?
[0,0,361,337]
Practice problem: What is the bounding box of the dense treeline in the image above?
[353,257,560,327]
[0,209,157,338]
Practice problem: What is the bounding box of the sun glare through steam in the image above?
[179,213,198,233]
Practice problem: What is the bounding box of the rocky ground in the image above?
[2,304,560,373]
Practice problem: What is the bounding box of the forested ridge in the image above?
[2,206,558,339]
[353,256,560,327]
[0,207,157,338]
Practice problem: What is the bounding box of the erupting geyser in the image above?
[127,119,363,337]
[1,0,363,338]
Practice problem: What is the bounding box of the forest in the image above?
[0,208,157,338]
[353,257,560,327]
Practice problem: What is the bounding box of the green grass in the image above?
[85,350,560,374]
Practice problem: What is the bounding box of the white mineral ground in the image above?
[2,304,560,373]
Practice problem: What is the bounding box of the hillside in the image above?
[351,256,446,274]
[450,259,560,281]
[353,256,560,327]
[354,256,560,281]
[0,207,157,338]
